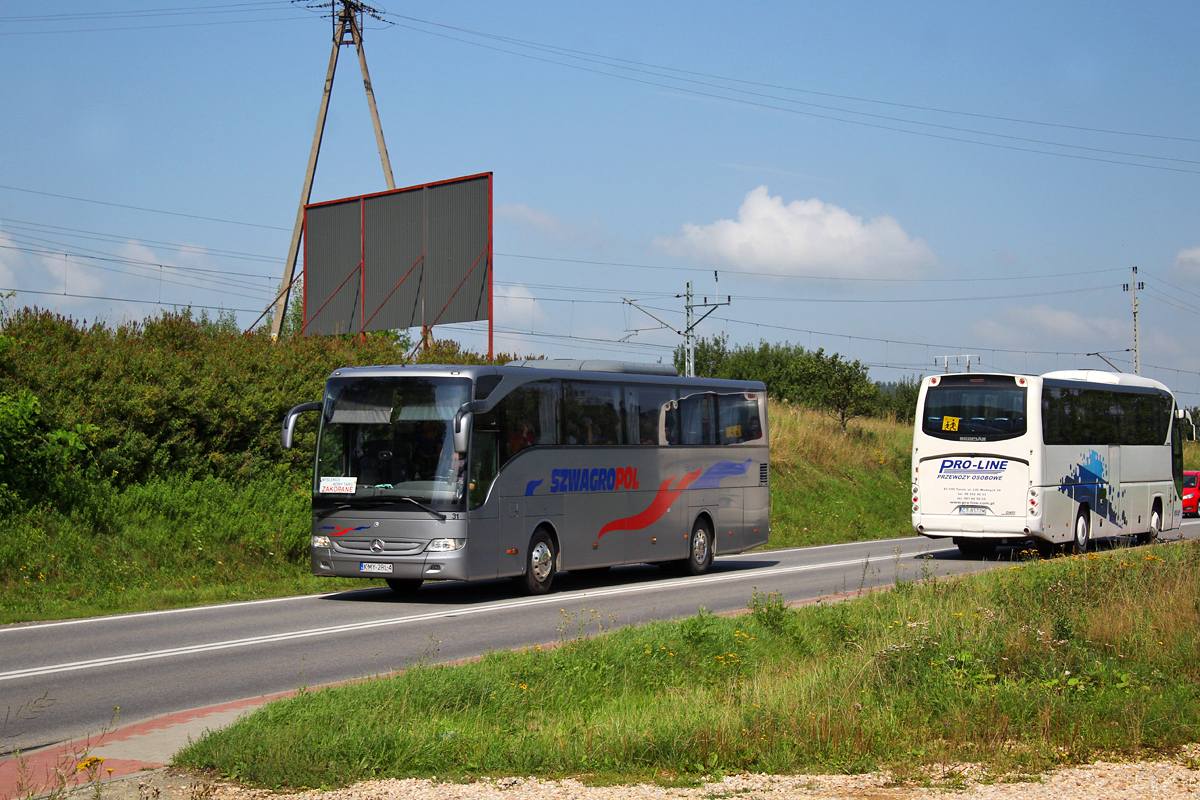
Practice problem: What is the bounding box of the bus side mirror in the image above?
[453,400,487,454]
[282,401,322,449]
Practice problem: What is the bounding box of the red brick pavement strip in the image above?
[0,691,296,797]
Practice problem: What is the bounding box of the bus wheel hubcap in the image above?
[692,529,708,562]
[531,542,553,581]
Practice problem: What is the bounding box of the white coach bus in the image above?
[282,360,770,594]
[912,370,1187,557]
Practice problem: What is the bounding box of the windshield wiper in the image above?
[326,496,447,521]
[393,496,447,521]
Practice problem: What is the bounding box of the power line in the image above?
[0,217,281,268]
[390,17,1200,176]
[390,14,1199,146]
[0,245,275,301]
[0,184,290,230]
[497,252,1128,284]
[0,2,293,23]
[1,235,276,294]
[0,287,261,314]
[391,16,1200,168]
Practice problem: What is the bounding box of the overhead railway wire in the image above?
[389,17,1200,175]
[0,217,282,268]
[1,234,277,295]
[0,286,262,315]
[0,237,277,298]
[497,252,1129,284]
[0,245,276,303]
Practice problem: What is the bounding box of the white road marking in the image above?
[0,554,897,682]
[2,536,934,635]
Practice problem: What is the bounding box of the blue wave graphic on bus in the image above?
[691,458,754,489]
[1056,449,1123,525]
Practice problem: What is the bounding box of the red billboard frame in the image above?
[302,172,493,358]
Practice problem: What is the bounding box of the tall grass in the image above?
[0,475,364,623]
[767,401,913,548]
[176,541,1200,788]
[0,400,914,623]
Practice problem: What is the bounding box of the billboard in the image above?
[302,172,492,350]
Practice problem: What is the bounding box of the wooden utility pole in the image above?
[268,1,396,340]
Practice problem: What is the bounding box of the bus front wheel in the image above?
[1068,508,1091,554]
[671,519,714,576]
[517,529,557,595]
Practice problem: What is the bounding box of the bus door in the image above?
[497,493,568,576]
[498,496,526,577]
[1106,444,1122,532]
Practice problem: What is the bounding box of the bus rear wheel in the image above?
[385,578,423,594]
[517,529,557,595]
[1135,505,1162,545]
[1068,508,1091,554]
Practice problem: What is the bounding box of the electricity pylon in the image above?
[267,0,396,340]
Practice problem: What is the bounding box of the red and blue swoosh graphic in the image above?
[598,468,701,538]
[320,525,371,536]
[597,459,753,538]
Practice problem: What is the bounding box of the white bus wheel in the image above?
[1070,509,1091,554]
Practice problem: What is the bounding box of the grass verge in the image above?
[175,540,1200,788]
[0,402,915,624]
[0,474,365,624]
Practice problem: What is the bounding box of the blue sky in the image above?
[2,1,1199,399]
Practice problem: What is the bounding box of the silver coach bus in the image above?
[282,360,770,595]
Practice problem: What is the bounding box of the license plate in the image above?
[958,506,988,515]
[359,562,393,574]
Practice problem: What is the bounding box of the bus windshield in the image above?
[921,377,1027,442]
[315,376,472,510]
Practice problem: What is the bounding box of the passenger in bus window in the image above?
[509,421,534,454]
[747,416,762,441]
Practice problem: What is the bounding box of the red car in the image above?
[1184,471,1199,517]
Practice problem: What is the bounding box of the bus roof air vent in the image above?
[505,359,680,376]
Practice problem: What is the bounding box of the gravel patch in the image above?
[81,746,1200,800]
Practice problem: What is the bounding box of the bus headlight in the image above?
[425,538,465,552]
[312,535,331,548]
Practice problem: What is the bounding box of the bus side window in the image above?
[680,391,717,445]
[565,382,623,445]
[500,380,560,461]
[717,392,761,444]
[629,385,677,445]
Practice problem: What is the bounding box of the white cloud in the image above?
[494,282,549,332]
[653,186,936,278]
[970,304,1126,351]
[0,227,19,287]
[1172,247,1200,279]
[498,203,582,243]
[37,251,105,299]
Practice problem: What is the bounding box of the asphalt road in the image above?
[3,522,1197,757]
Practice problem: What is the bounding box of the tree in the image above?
[810,350,879,432]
